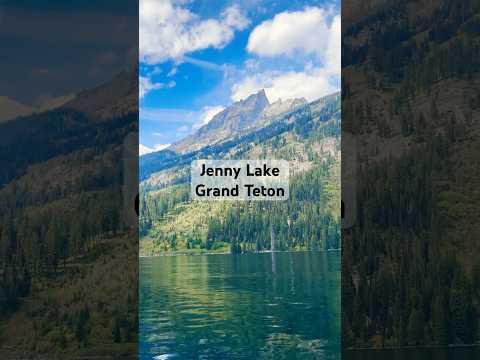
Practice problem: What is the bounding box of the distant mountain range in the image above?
[0,69,138,188]
[0,96,35,123]
[169,90,307,153]
[0,94,75,123]
[64,70,138,120]
[140,91,340,183]
[0,68,137,125]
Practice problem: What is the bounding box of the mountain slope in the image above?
[342,0,480,348]
[172,89,269,153]
[140,92,339,183]
[0,96,35,123]
[171,89,308,154]
[64,69,138,120]
[140,91,341,256]
[0,70,138,356]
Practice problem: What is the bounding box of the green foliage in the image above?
[141,157,340,255]
[407,307,425,345]
[205,163,340,254]
[139,185,189,237]
[342,135,480,347]
[140,94,341,255]
[74,305,90,346]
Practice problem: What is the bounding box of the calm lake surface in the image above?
[140,251,340,360]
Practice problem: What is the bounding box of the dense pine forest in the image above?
[141,160,340,254]
[0,74,138,355]
[342,0,480,348]
[140,93,341,256]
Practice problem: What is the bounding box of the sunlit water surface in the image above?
[140,251,340,359]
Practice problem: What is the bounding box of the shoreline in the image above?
[345,344,480,351]
[139,248,341,258]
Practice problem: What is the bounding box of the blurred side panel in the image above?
[342,0,480,357]
[0,1,138,358]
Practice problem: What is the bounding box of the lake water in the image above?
[140,251,340,359]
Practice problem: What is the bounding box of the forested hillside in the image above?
[0,73,138,356]
[342,0,480,348]
[140,92,341,256]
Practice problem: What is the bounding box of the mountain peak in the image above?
[255,88,267,99]
[258,97,307,124]
[171,90,271,153]
[64,69,137,120]
[240,89,269,107]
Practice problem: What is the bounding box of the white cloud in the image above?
[151,66,162,75]
[139,144,153,155]
[231,6,340,103]
[231,67,336,103]
[177,125,189,133]
[167,67,178,77]
[247,7,339,72]
[140,76,162,99]
[139,76,176,99]
[140,0,249,64]
[182,56,228,71]
[193,105,225,130]
[154,143,171,151]
[325,14,340,73]
[139,143,171,155]
[244,59,260,70]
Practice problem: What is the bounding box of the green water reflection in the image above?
[140,251,340,359]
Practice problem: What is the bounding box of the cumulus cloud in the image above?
[325,14,340,73]
[139,76,175,99]
[193,105,225,130]
[140,0,249,64]
[247,7,339,71]
[139,143,171,155]
[232,6,340,103]
[231,68,336,103]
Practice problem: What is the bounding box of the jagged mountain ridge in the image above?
[0,69,138,188]
[171,89,307,153]
[140,91,340,183]
[64,69,138,120]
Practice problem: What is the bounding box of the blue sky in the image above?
[139,0,340,154]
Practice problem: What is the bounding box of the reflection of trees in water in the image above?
[140,252,340,359]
